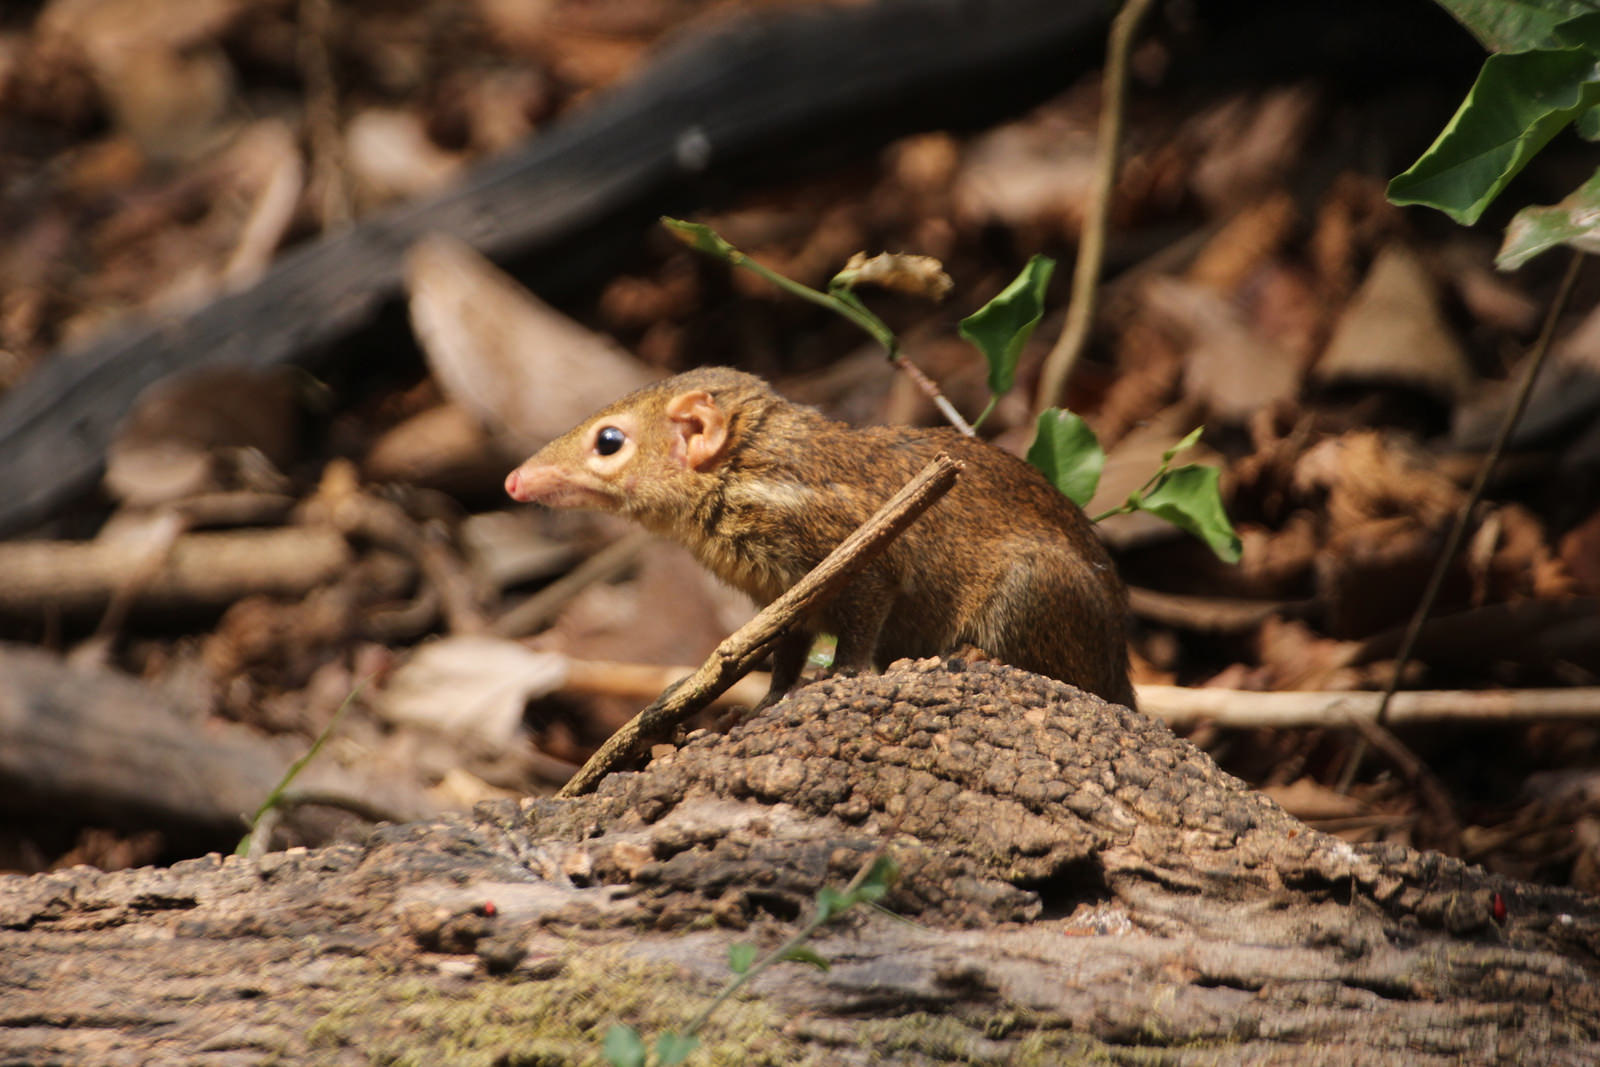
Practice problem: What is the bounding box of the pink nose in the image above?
[504,469,522,499]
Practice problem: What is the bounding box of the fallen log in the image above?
[0,644,440,838]
[2,658,1594,1064]
[0,526,350,617]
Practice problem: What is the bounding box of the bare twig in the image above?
[306,462,488,635]
[1374,250,1585,727]
[1137,685,1600,729]
[560,657,770,709]
[492,531,651,638]
[1346,715,1461,849]
[0,527,350,615]
[557,454,964,798]
[892,353,974,436]
[1033,0,1158,415]
[298,0,352,230]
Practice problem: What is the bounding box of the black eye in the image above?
[594,426,626,456]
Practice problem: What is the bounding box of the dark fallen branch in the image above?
[0,644,440,838]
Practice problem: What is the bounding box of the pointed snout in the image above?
[505,467,530,501]
[505,463,555,502]
[504,461,609,510]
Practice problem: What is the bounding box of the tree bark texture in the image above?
[3,658,1595,1065]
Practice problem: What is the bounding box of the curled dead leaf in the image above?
[834,251,953,301]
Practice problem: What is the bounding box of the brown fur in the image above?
[506,367,1135,707]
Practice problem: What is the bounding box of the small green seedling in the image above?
[603,853,898,1065]
[664,218,1242,564]
[235,678,366,856]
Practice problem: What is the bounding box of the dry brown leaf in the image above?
[598,260,701,329]
[1292,432,1470,637]
[1260,778,1367,820]
[888,132,961,195]
[363,402,520,496]
[374,636,568,747]
[1437,241,1540,334]
[1316,516,1442,638]
[1090,407,1226,550]
[457,510,576,592]
[1187,87,1318,212]
[1096,316,1185,443]
[1232,511,1318,598]
[405,234,657,452]
[1254,615,1363,690]
[1308,173,1403,301]
[531,26,649,91]
[536,540,752,670]
[1453,300,1600,451]
[1143,277,1301,423]
[436,67,551,154]
[1293,431,1461,534]
[1315,246,1475,403]
[1561,507,1600,597]
[1247,262,1325,365]
[1186,192,1297,293]
[38,0,244,158]
[345,108,463,206]
[835,251,953,301]
[528,538,756,736]
[218,120,304,289]
[104,366,302,506]
[953,113,1097,234]
[1485,503,1574,602]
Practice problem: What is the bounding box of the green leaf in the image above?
[656,1031,701,1066]
[661,216,737,260]
[815,887,850,923]
[959,255,1056,396]
[854,854,898,903]
[604,1025,647,1067]
[1430,0,1600,52]
[779,945,832,972]
[1498,165,1600,267]
[1552,11,1600,49]
[1136,465,1242,564]
[1387,46,1600,224]
[1026,409,1105,509]
[1578,104,1600,139]
[1161,426,1205,464]
[727,943,758,975]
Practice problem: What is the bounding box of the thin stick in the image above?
[1137,684,1600,728]
[492,530,651,638]
[893,353,974,436]
[299,0,352,230]
[1374,250,1585,730]
[557,454,964,798]
[1033,0,1157,415]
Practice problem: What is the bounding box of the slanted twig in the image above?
[1333,250,1586,815]
[558,453,964,798]
[1374,250,1586,728]
[492,531,651,638]
[1034,0,1158,415]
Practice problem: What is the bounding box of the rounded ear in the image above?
[663,389,729,470]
